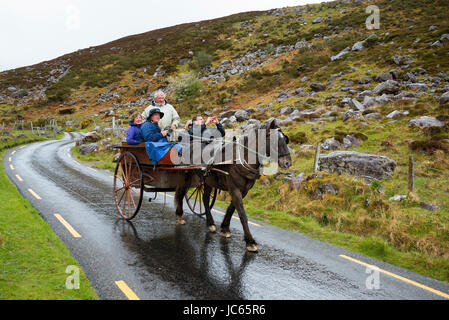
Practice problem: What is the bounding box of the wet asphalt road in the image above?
[3,133,449,300]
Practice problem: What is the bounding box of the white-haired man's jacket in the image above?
[142,101,180,129]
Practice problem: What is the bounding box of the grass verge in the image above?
[0,135,98,299]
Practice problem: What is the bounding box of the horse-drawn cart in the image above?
[112,120,292,252]
[112,142,223,220]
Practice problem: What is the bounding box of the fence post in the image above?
[112,116,116,137]
[408,155,415,192]
[313,142,321,173]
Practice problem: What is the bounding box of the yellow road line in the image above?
[8,157,11,162]
[339,254,449,299]
[212,208,261,227]
[15,174,23,182]
[115,281,140,300]
[28,188,42,200]
[54,214,82,238]
[11,150,16,155]
[9,164,14,170]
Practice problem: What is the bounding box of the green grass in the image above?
[72,145,116,172]
[214,197,449,283]
[0,136,98,299]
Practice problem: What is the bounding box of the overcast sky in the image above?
[0,0,329,72]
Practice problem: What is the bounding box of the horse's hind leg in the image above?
[174,186,187,225]
[220,203,235,238]
[203,184,216,232]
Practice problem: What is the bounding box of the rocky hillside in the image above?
[2,0,449,280]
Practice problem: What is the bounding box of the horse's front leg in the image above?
[203,184,216,232]
[229,188,258,252]
[220,203,235,238]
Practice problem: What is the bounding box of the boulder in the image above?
[386,110,409,119]
[440,91,449,105]
[348,98,365,111]
[79,143,98,155]
[403,72,417,82]
[358,76,372,84]
[218,110,236,120]
[321,137,341,150]
[419,202,440,211]
[310,83,326,92]
[84,131,101,142]
[372,80,400,95]
[220,117,234,129]
[364,113,382,120]
[280,107,293,115]
[351,41,365,51]
[319,151,396,180]
[389,70,400,80]
[406,83,428,91]
[234,110,250,122]
[312,16,322,24]
[376,73,393,82]
[389,195,407,201]
[331,47,350,61]
[408,116,445,127]
[288,173,306,190]
[342,110,363,122]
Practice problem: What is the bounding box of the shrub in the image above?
[167,72,203,100]
[196,51,212,69]
[80,118,94,129]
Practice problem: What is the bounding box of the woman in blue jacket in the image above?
[126,112,143,145]
[140,108,183,163]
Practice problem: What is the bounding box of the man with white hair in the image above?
[142,90,180,130]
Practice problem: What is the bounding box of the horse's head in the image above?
[262,119,292,169]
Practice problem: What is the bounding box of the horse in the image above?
[174,118,292,252]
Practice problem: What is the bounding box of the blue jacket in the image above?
[140,121,166,143]
[126,121,142,145]
[141,121,178,164]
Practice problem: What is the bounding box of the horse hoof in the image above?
[221,231,232,238]
[246,244,258,252]
[208,225,217,232]
[176,218,186,225]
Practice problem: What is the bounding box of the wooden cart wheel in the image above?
[113,152,144,220]
[185,183,218,216]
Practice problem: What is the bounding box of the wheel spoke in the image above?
[122,190,128,217]
[187,187,199,202]
[127,191,131,219]
[115,175,125,186]
[193,188,200,211]
[128,178,141,187]
[115,185,125,193]
[120,163,128,185]
[117,189,126,206]
[130,191,137,210]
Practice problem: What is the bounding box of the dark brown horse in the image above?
[174,119,292,252]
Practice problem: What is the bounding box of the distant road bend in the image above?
[4,133,449,300]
